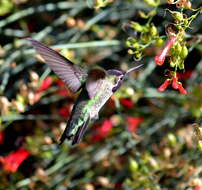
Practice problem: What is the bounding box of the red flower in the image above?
[56,88,68,96]
[158,79,171,92]
[56,79,65,87]
[158,76,187,94]
[126,116,143,133]
[194,186,202,190]
[37,76,53,93]
[177,70,193,80]
[119,98,134,108]
[0,131,4,145]
[59,107,70,118]
[0,148,30,173]
[91,120,113,142]
[55,79,69,96]
[155,36,177,66]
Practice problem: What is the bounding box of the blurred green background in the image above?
[0,0,202,189]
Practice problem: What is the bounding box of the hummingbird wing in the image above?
[86,68,106,98]
[28,38,87,93]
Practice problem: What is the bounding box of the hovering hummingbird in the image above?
[28,38,142,145]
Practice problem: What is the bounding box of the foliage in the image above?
[0,0,202,189]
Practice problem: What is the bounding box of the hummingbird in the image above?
[28,38,142,145]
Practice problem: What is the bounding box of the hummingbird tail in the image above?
[59,117,90,145]
[72,117,90,145]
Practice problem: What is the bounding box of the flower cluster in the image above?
[155,35,188,94]
[126,10,163,60]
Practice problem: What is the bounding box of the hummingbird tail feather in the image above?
[72,117,90,145]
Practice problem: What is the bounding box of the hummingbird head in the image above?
[107,64,143,92]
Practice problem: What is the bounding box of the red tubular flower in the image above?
[0,148,30,173]
[58,107,70,118]
[119,98,134,108]
[0,131,4,145]
[127,116,143,133]
[56,79,65,87]
[99,120,113,135]
[177,70,193,80]
[158,79,171,92]
[155,36,177,66]
[194,186,202,190]
[91,120,113,142]
[178,83,187,94]
[37,76,53,93]
[172,76,179,89]
[55,79,69,96]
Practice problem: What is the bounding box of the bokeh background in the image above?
[0,0,202,189]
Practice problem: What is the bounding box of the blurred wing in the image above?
[28,38,87,93]
[86,68,106,98]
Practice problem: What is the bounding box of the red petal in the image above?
[172,77,179,89]
[177,71,193,80]
[58,107,69,118]
[90,120,113,142]
[56,88,68,96]
[154,55,165,66]
[158,80,171,92]
[119,98,134,108]
[178,83,187,94]
[56,79,65,87]
[100,120,113,135]
[0,131,4,145]
[37,77,52,93]
[127,117,143,133]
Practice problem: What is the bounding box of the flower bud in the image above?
[130,22,143,32]
[29,71,39,82]
[171,11,184,22]
[129,159,138,172]
[144,0,160,7]
[170,60,176,67]
[179,62,185,70]
[155,38,164,46]
[167,133,177,146]
[175,42,182,55]
[128,49,134,54]
[180,45,188,59]
[150,25,158,36]
[198,141,202,151]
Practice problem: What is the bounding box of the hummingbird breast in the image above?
[89,79,114,119]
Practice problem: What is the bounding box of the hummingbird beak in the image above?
[126,64,143,74]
